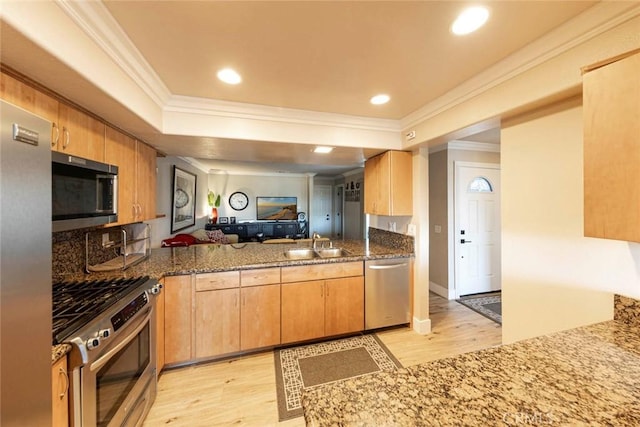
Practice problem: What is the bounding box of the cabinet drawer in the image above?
[240,267,281,287]
[196,271,240,291]
[281,261,363,283]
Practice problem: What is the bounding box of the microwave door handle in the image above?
[89,307,152,372]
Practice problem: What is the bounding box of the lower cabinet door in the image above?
[195,288,240,358]
[324,276,364,336]
[241,284,281,350]
[281,280,325,344]
[52,355,69,427]
[164,275,192,365]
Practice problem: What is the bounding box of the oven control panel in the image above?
[111,292,148,332]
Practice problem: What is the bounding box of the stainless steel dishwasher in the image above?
[365,258,411,330]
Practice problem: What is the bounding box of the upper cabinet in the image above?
[105,126,157,224]
[0,71,105,161]
[55,103,105,161]
[364,150,413,216]
[583,49,640,242]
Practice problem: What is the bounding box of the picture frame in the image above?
[171,166,197,233]
[219,217,229,224]
[230,216,236,224]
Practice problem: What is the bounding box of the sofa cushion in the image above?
[161,233,197,247]
[199,229,230,244]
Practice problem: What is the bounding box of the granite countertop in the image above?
[302,295,640,426]
[54,238,413,283]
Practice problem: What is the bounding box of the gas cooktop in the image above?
[52,276,152,345]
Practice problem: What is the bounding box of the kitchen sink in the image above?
[284,247,350,259]
[314,248,349,258]
[284,248,317,260]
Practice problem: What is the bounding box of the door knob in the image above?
[460,239,472,244]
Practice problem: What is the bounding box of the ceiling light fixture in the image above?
[370,94,390,105]
[314,146,333,154]
[451,6,489,36]
[217,68,242,85]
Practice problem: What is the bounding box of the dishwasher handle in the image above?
[368,263,408,270]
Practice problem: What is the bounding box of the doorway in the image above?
[311,185,333,237]
[454,162,501,297]
[333,184,344,239]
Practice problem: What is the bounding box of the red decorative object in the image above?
[211,207,218,224]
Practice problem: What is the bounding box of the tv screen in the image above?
[256,197,297,220]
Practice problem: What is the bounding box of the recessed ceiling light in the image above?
[451,6,489,36]
[370,94,390,105]
[217,68,242,85]
[314,146,333,154]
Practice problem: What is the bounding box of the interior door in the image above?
[312,185,333,237]
[454,163,501,297]
[333,185,344,239]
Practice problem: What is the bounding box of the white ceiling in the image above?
[1,1,601,176]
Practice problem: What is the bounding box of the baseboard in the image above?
[430,281,455,300]
[412,317,432,335]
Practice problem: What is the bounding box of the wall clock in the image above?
[229,191,249,211]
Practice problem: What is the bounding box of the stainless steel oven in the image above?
[53,277,161,427]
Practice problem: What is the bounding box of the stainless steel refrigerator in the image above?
[1,100,52,426]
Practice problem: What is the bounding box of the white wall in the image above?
[147,156,211,248]
[207,173,310,223]
[500,98,640,344]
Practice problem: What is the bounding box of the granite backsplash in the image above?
[368,227,414,253]
[52,226,128,276]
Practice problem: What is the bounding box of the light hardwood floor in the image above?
[143,293,502,427]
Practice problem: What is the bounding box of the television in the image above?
[256,196,297,220]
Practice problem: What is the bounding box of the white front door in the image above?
[454,163,501,297]
[312,185,333,237]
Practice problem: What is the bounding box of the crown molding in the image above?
[165,95,401,133]
[57,0,171,108]
[401,2,640,131]
[429,141,500,154]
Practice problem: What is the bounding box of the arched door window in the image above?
[468,176,493,193]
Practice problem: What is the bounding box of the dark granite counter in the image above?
[302,295,640,426]
[53,238,413,283]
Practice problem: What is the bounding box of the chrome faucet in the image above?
[312,232,321,249]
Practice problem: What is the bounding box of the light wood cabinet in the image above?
[281,262,364,344]
[55,103,105,160]
[136,140,157,221]
[240,268,281,350]
[195,287,240,357]
[583,49,640,242]
[156,278,165,374]
[241,284,281,350]
[1,71,104,160]
[281,280,326,343]
[364,150,413,216]
[51,355,69,427]
[164,275,192,365]
[195,271,241,358]
[0,71,58,130]
[105,126,157,225]
[324,276,364,336]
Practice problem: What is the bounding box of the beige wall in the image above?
[428,147,500,299]
[501,98,623,344]
[208,173,310,223]
[428,149,448,291]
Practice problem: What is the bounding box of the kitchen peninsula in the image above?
[302,295,640,426]
[52,228,414,366]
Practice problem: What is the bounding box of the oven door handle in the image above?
[90,307,152,373]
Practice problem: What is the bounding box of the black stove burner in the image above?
[52,276,151,345]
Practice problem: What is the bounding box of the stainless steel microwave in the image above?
[52,151,118,232]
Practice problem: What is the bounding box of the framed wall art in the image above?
[171,166,197,233]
